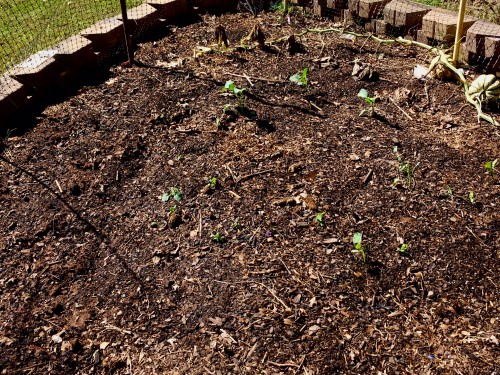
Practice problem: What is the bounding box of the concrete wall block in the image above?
[465,20,500,57]
[485,36,500,59]
[314,0,328,16]
[358,0,391,20]
[191,0,237,12]
[0,75,29,123]
[8,51,67,94]
[422,9,476,43]
[53,35,96,69]
[375,19,389,34]
[348,0,360,15]
[383,0,432,29]
[146,0,192,22]
[327,0,348,9]
[80,18,124,51]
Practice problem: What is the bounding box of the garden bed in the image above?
[0,10,499,374]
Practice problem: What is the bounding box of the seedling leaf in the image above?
[357,88,369,99]
[353,232,362,244]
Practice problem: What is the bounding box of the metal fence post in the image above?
[119,0,134,65]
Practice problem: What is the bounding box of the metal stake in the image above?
[119,0,134,65]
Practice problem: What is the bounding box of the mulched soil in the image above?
[1,10,499,375]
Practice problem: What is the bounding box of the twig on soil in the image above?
[235,169,273,184]
[268,360,300,368]
[362,169,373,185]
[215,279,291,311]
[389,97,413,121]
[293,355,307,375]
[199,209,202,238]
[228,190,242,199]
[245,342,258,361]
[223,71,284,83]
[302,98,323,112]
[247,268,280,275]
[55,180,63,193]
[466,226,490,248]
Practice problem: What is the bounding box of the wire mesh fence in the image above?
[0,0,143,74]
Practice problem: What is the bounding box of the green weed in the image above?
[484,159,497,177]
[393,147,419,188]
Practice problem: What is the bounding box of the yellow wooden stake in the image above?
[452,0,467,64]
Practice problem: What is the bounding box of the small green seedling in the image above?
[231,218,240,229]
[397,243,410,256]
[169,206,177,214]
[222,80,246,107]
[468,191,475,204]
[162,187,183,202]
[209,177,217,189]
[446,184,454,196]
[393,147,419,188]
[222,80,256,117]
[289,67,309,89]
[357,88,378,116]
[212,232,223,243]
[352,232,367,263]
[314,212,326,227]
[150,221,159,228]
[484,159,498,177]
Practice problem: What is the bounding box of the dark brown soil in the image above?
[1,10,499,375]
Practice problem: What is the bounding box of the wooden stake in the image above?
[452,0,467,64]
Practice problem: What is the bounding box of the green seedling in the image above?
[314,211,326,227]
[393,147,419,188]
[468,191,475,204]
[357,88,378,116]
[397,243,410,256]
[169,206,177,215]
[352,232,367,263]
[446,184,454,196]
[212,232,223,243]
[231,218,240,229]
[484,159,498,177]
[222,80,256,117]
[150,221,159,228]
[162,187,183,202]
[222,80,246,107]
[289,67,309,89]
[209,177,217,189]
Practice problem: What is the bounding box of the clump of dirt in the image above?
[0,10,499,374]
